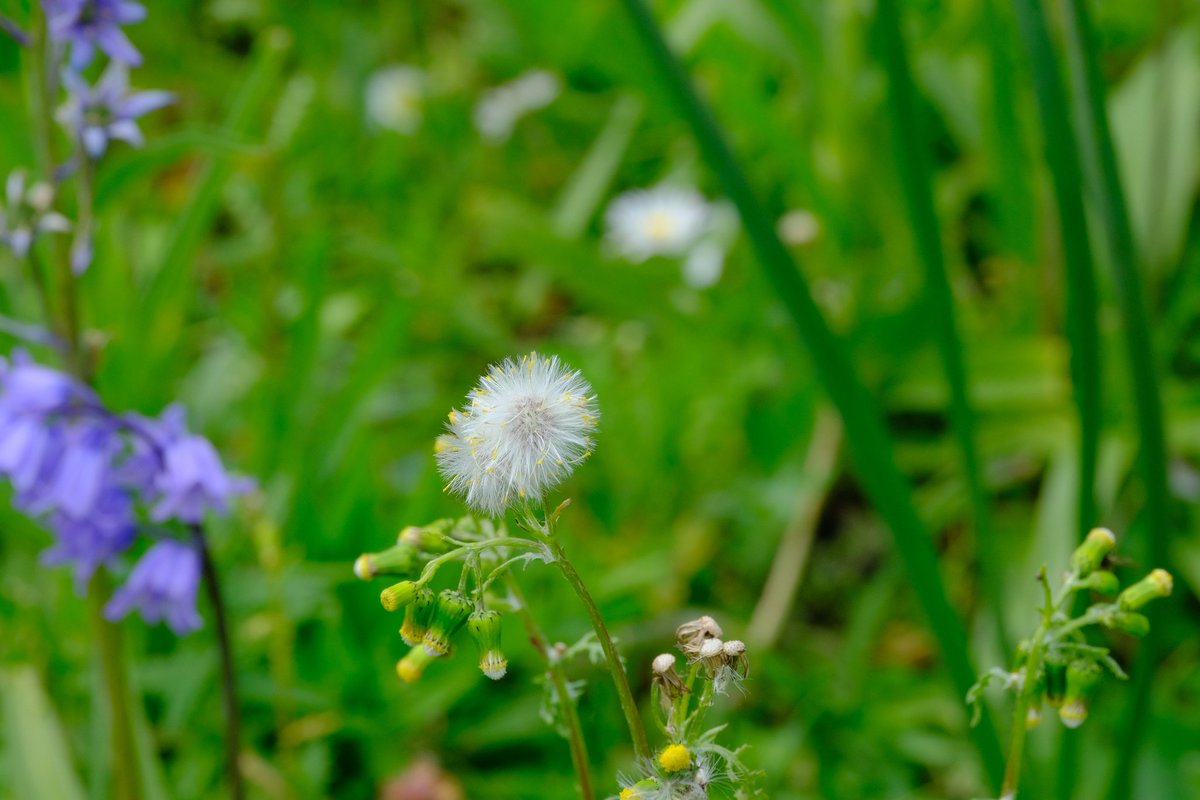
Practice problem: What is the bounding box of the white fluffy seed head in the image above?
[652,653,676,674]
[605,184,711,262]
[722,639,745,657]
[698,638,724,659]
[436,353,598,516]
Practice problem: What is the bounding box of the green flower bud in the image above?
[423,589,473,656]
[1058,660,1103,729]
[1106,610,1150,637]
[381,580,418,612]
[396,645,435,683]
[399,586,436,646]
[1070,527,1116,577]
[1076,570,1119,595]
[1044,652,1069,708]
[353,542,421,580]
[1117,569,1173,611]
[397,519,456,554]
[467,609,507,680]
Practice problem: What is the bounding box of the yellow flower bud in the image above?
[657,743,690,773]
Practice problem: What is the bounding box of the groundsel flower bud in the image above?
[1070,527,1116,577]
[467,609,508,680]
[1076,570,1119,595]
[423,589,473,656]
[1058,660,1103,729]
[436,353,598,517]
[354,542,420,580]
[1107,610,1150,637]
[381,580,418,612]
[396,645,435,683]
[1118,569,1173,611]
[400,586,436,646]
[1044,652,1068,708]
[619,779,660,800]
[397,519,456,553]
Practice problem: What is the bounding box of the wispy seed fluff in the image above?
[436,353,598,516]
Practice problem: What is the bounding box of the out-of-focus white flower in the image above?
[473,69,560,143]
[365,65,425,134]
[682,240,725,289]
[0,170,70,258]
[777,208,821,246]
[436,352,598,516]
[605,185,712,262]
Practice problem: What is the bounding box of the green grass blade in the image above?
[1007,0,1101,541]
[2,666,87,800]
[552,93,643,238]
[1057,1,1173,796]
[618,0,1005,786]
[873,0,1009,655]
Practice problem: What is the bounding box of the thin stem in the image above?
[87,573,142,800]
[417,537,545,585]
[195,528,245,800]
[1001,627,1046,797]
[505,575,594,800]
[538,516,650,761]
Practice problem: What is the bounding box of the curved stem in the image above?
[417,537,544,585]
[195,529,245,800]
[87,573,142,800]
[542,531,650,761]
[505,575,594,800]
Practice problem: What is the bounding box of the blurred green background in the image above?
[2,0,1200,798]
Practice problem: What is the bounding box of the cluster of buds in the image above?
[621,615,759,798]
[354,518,509,683]
[970,527,1174,733]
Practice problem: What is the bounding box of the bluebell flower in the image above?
[41,489,138,586]
[103,538,203,634]
[149,406,253,524]
[44,0,146,70]
[58,64,172,160]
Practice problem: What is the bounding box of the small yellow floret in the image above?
[619,789,638,800]
[657,743,690,773]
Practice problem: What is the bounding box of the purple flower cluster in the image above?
[0,350,251,634]
[44,0,146,69]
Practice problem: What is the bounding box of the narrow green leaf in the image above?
[1057,1,1173,796]
[552,93,643,238]
[1,666,87,800]
[873,0,1009,655]
[618,0,1005,787]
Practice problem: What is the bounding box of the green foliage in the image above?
[1,1,1199,798]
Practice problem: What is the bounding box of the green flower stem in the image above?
[1001,569,1078,797]
[618,0,1004,784]
[505,575,594,800]
[416,538,545,585]
[87,573,142,800]
[534,514,650,761]
[194,528,245,800]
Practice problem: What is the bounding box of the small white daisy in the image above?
[365,64,425,134]
[604,185,712,262]
[436,353,598,516]
[473,69,561,143]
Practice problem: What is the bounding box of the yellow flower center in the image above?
[657,743,690,772]
[643,210,677,242]
[618,789,638,800]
